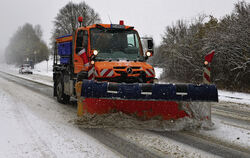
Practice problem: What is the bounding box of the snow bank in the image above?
[33,56,53,77]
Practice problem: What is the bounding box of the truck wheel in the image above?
[56,76,70,104]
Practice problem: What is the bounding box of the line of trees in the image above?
[5,1,101,66]
[150,1,250,92]
[5,23,49,65]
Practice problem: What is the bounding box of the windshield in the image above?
[90,28,143,61]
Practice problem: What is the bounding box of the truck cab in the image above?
[53,19,155,103]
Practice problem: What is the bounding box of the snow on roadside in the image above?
[0,62,53,86]
[218,90,250,105]
[33,56,53,77]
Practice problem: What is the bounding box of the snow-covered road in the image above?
[0,64,250,158]
[0,77,120,158]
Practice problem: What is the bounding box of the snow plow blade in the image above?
[75,80,218,122]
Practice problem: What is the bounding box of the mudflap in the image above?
[75,81,214,131]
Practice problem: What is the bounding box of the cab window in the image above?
[76,30,88,53]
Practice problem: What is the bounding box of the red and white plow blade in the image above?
[75,82,213,131]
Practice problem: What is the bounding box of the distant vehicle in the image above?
[19,64,33,74]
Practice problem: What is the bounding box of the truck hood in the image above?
[93,61,155,78]
[94,61,153,71]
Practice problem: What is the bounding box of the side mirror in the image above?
[147,39,154,50]
[141,37,154,60]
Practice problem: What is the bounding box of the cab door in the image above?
[74,29,88,74]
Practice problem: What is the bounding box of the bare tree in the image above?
[51,1,101,40]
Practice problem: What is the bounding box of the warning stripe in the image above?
[100,69,108,76]
[78,48,90,67]
[106,70,114,77]
[203,67,211,84]
[204,68,211,77]
[100,69,114,77]
[84,62,90,67]
[94,70,98,76]
[145,69,154,76]
[88,66,95,80]
[78,49,86,55]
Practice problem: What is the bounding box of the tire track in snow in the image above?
[212,105,250,121]
[153,131,250,158]
[0,71,166,158]
[0,78,57,158]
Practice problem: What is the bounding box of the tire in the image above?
[56,76,70,104]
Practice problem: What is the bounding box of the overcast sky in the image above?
[0,0,249,54]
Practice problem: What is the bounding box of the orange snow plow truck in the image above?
[53,17,218,128]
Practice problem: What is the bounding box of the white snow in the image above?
[199,118,250,150]
[0,77,119,158]
[0,61,53,87]
[0,61,250,157]
[218,90,250,105]
[154,67,163,79]
[33,56,53,77]
[108,129,217,158]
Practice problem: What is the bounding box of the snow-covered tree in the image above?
[157,1,250,91]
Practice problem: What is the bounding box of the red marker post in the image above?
[203,50,215,84]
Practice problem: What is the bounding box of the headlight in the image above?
[91,60,95,65]
[204,61,209,65]
[93,50,98,56]
[146,51,152,57]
